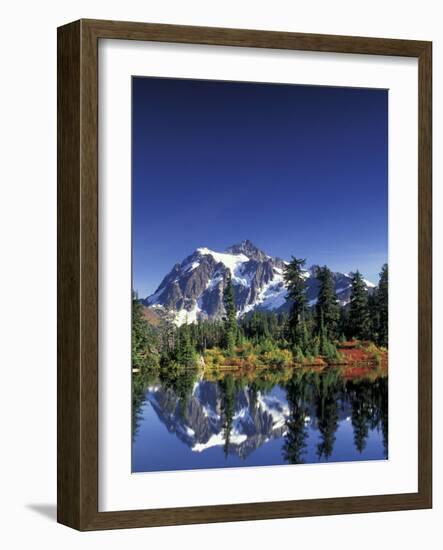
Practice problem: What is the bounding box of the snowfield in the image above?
[196,247,250,284]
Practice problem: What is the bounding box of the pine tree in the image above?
[293,345,305,364]
[282,372,309,464]
[350,381,372,453]
[315,371,340,460]
[348,271,371,340]
[338,306,350,340]
[132,292,159,370]
[315,266,339,339]
[268,312,278,340]
[283,257,307,344]
[368,291,380,343]
[236,327,245,347]
[223,271,237,355]
[158,310,177,360]
[176,324,196,367]
[317,310,339,362]
[318,311,328,354]
[220,375,235,458]
[299,318,310,355]
[377,264,388,347]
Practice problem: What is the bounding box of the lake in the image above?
[132,366,388,473]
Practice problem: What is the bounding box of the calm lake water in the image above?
[132,367,388,473]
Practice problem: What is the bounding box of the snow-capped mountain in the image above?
[146,381,291,459]
[145,379,353,459]
[143,240,375,325]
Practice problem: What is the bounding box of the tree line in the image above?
[132,365,388,461]
[282,258,388,362]
[132,260,388,370]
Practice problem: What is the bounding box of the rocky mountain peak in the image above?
[225,239,268,261]
[143,241,375,325]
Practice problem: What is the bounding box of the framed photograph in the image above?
[57,19,432,530]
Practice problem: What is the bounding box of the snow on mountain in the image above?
[146,380,291,458]
[242,268,287,314]
[196,247,250,285]
[143,240,375,325]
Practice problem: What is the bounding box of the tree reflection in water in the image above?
[282,370,310,464]
[132,364,388,471]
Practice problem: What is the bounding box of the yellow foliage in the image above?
[204,348,227,367]
[261,348,293,367]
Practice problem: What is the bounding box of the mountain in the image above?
[143,240,375,325]
[145,379,353,459]
[146,381,290,459]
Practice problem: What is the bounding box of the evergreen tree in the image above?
[315,371,340,460]
[268,312,278,340]
[317,310,340,362]
[175,369,198,415]
[159,310,177,359]
[299,318,310,355]
[293,345,305,364]
[367,291,380,343]
[282,372,309,464]
[348,271,371,340]
[283,257,307,344]
[220,375,235,458]
[349,380,372,453]
[175,324,196,367]
[132,293,159,370]
[315,266,339,339]
[236,327,245,347]
[223,271,237,355]
[377,264,389,347]
[338,306,350,340]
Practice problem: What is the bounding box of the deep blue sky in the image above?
[133,77,388,298]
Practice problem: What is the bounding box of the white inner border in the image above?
[98,39,418,512]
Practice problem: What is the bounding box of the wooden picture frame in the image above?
[57,18,432,530]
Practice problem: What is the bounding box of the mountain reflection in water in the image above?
[132,367,388,473]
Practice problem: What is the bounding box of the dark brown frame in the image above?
[57,18,432,531]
